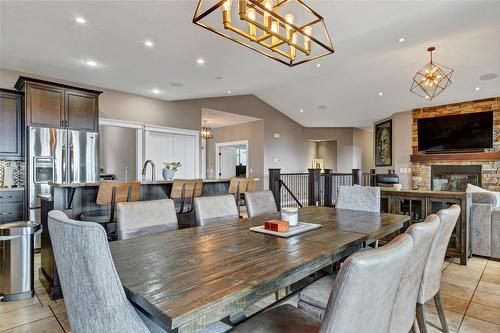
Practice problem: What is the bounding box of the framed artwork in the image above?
[375,120,392,167]
[312,159,324,171]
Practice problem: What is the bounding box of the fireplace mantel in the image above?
[410,151,500,162]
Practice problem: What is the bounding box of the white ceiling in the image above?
[1,1,499,127]
[202,108,261,128]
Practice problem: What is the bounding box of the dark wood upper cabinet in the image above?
[0,89,24,159]
[65,90,98,131]
[15,76,101,132]
[26,83,64,128]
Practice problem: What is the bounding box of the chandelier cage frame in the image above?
[410,47,454,101]
[193,0,334,66]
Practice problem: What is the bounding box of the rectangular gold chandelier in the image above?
[193,0,334,66]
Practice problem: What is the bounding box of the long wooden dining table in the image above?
[109,206,410,333]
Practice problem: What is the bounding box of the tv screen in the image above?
[418,111,493,152]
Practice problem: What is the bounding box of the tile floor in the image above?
[0,255,499,332]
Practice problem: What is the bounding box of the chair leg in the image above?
[410,320,418,333]
[416,303,427,333]
[434,292,449,333]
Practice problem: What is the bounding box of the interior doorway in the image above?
[215,140,248,179]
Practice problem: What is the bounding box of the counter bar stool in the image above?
[228,177,254,217]
[231,234,414,333]
[416,205,461,333]
[170,179,203,214]
[80,181,140,240]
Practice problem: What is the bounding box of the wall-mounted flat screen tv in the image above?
[418,111,493,152]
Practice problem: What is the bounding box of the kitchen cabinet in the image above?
[15,76,101,132]
[0,189,24,223]
[66,90,98,131]
[0,89,24,159]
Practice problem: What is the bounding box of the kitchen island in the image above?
[39,178,231,300]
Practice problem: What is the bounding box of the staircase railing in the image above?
[269,168,375,210]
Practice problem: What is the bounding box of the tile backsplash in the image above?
[0,160,25,187]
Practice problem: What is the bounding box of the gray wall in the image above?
[99,125,137,181]
[316,141,337,171]
[303,127,355,173]
[179,95,317,187]
[206,120,264,190]
[0,68,201,130]
[353,128,374,171]
[373,111,412,189]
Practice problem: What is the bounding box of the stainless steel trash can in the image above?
[0,221,41,301]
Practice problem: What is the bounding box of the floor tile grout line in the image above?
[48,303,66,333]
[0,315,54,332]
[456,258,488,332]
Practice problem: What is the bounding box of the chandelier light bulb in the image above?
[247,8,256,21]
[285,13,294,24]
[223,0,231,11]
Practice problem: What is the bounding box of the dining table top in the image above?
[109,206,410,333]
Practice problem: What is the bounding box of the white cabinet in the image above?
[144,127,199,180]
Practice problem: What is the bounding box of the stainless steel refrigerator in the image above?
[28,127,99,248]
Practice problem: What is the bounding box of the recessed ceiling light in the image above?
[399,37,405,43]
[318,105,328,110]
[170,82,184,87]
[197,58,205,65]
[85,60,98,67]
[299,109,304,113]
[227,90,232,94]
[480,73,498,81]
[378,92,383,96]
[152,89,160,94]
[144,40,154,47]
[75,17,86,24]
[475,86,480,91]
[425,96,430,99]
[316,63,321,68]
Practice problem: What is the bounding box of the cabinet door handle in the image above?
[0,212,13,216]
[0,196,13,199]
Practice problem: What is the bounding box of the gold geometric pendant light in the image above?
[193,0,334,67]
[410,47,454,101]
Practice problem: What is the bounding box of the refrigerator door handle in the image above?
[70,144,75,182]
[62,144,67,183]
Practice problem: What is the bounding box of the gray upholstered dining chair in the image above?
[194,194,239,226]
[116,199,178,240]
[416,205,461,333]
[48,210,155,333]
[230,233,413,333]
[48,210,230,333]
[388,214,440,333]
[244,190,278,218]
[335,185,380,212]
[296,214,440,324]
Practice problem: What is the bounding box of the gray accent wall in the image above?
[206,120,264,191]
[99,125,137,181]
[316,141,338,171]
[373,111,412,189]
[178,95,317,187]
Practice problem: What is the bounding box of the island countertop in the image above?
[48,178,231,188]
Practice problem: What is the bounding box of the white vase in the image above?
[162,169,175,180]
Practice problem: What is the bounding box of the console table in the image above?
[380,189,471,265]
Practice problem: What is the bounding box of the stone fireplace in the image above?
[431,165,481,191]
[411,97,500,191]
